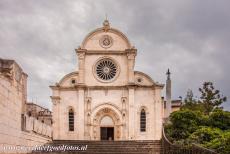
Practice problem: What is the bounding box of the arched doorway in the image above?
[100,116,114,140]
[92,107,122,140]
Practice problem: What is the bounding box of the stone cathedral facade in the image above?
[50,20,167,141]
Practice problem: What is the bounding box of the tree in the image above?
[199,82,227,115]
[165,81,230,153]
[181,89,204,111]
[184,89,195,105]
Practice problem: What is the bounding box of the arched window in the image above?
[69,108,74,131]
[140,109,146,132]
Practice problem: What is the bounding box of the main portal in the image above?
[100,127,114,140]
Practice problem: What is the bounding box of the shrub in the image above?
[168,110,206,140]
[208,109,230,130]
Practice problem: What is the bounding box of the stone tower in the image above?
[165,69,172,118]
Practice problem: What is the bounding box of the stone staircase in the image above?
[32,140,162,154]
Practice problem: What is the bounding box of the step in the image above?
[31,140,162,154]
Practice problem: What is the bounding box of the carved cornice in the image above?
[49,84,160,91]
[50,96,60,100]
[75,49,136,55]
[50,96,60,105]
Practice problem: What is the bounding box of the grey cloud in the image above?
[0,0,229,110]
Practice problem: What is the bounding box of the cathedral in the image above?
[50,20,173,141]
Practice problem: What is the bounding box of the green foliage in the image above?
[181,82,227,115]
[165,81,230,153]
[204,131,230,154]
[199,82,227,115]
[220,131,230,154]
[166,110,230,153]
[188,126,222,145]
[168,110,206,140]
[181,89,204,111]
[208,109,230,130]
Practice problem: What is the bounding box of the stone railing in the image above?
[162,127,218,154]
[24,114,52,137]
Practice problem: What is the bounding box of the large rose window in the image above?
[95,59,117,81]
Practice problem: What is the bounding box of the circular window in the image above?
[137,78,142,83]
[95,58,118,81]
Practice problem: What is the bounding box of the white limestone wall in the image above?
[53,90,78,140]
[0,76,23,132]
[90,89,124,110]
[154,88,164,140]
[0,125,51,154]
[134,88,163,140]
[83,30,129,50]
[0,76,51,154]
[25,115,52,137]
[54,86,164,141]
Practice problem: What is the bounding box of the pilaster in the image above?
[78,88,85,139]
[126,49,136,84]
[51,96,61,139]
[128,87,135,139]
[76,48,86,84]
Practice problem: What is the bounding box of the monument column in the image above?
[165,69,172,118]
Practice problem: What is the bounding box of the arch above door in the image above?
[91,104,123,140]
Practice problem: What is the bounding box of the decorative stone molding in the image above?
[86,97,92,112]
[99,35,113,49]
[50,96,60,105]
[92,107,122,140]
[90,103,123,140]
[121,97,127,110]
[77,52,85,59]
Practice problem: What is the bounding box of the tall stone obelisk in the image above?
[165,69,172,118]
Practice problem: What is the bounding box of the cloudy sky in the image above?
[0,0,230,110]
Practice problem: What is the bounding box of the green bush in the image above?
[188,126,222,145]
[168,110,206,140]
[208,109,230,130]
[165,109,230,154]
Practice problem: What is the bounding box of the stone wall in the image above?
[0,59,51,154]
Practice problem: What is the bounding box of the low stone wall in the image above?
[0,125,51,154]
[25,115,52,137]
[0,104,52,153]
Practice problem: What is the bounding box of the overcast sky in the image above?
[0,0,230,110]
